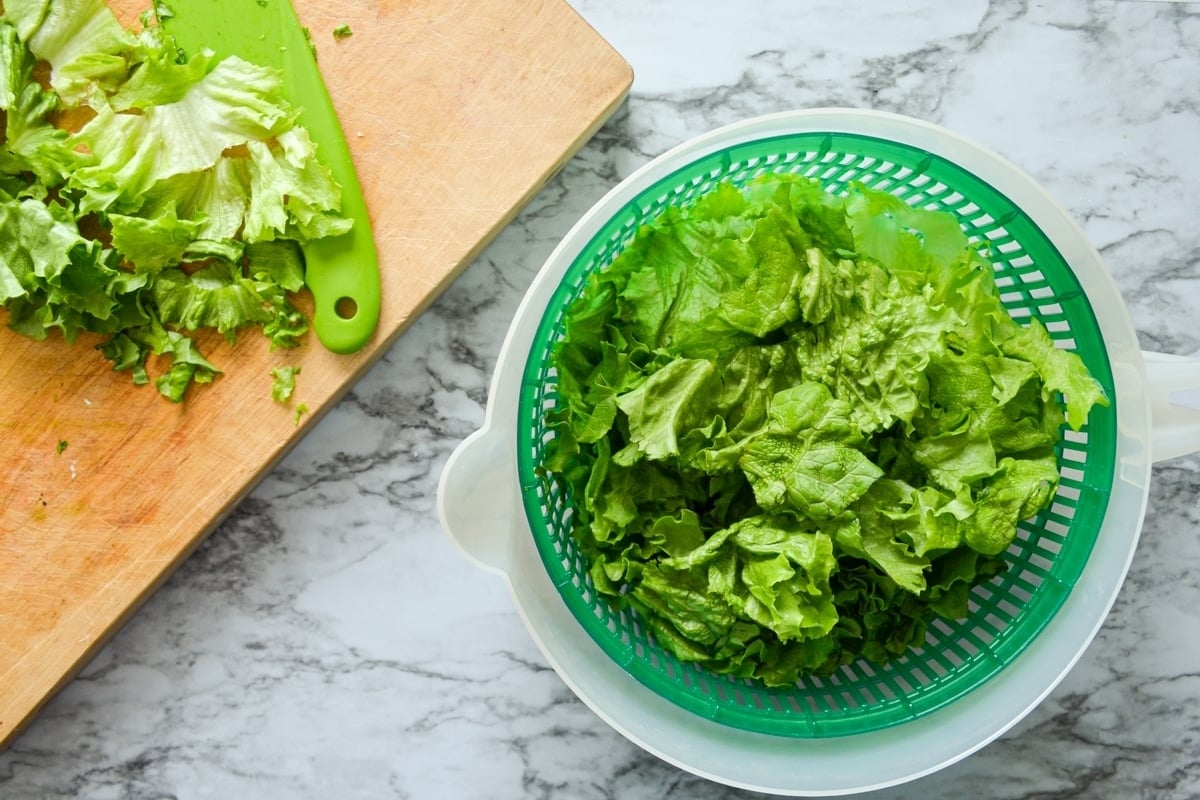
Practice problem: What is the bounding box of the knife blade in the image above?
[161,0,381,354]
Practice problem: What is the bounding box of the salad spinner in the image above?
[437,109,1200,795]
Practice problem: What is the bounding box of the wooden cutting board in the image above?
[0,0,631,749]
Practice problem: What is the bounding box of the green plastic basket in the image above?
[515,131,1118,738]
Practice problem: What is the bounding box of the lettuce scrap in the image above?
[270,364,300,402]
[0,0,351,401]
[547,174,1108,686]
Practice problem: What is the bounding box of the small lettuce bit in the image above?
[0,0,351,401]
[270,364,299,402]
[548,174,1108,686]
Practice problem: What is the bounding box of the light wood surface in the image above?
[0,0,631,749]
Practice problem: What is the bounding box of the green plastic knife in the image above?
[162,0,380,354]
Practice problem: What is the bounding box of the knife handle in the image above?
[303,212,381,355]
[300,127,381,355]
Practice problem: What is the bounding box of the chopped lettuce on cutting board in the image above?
[0,0,350,401]
[547,174,1108,686]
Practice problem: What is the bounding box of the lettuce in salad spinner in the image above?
[546,174,1108,685]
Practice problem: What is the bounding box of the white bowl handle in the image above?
[437,425,516,576]
[1142,350,1200,463]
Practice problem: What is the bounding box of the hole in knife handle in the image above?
[335,296,358,319]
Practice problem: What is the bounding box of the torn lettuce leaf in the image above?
[547,173,1109,686]
[7,0,138,100]
[108,204,205,271]
[738,382,883,522]
[67,55,299,214]
[0,22,75,184]
[270,364,300,403]
[245,129,353,242]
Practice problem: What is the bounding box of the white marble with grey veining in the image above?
[2,1,1199,798]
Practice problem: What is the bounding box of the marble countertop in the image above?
[3,1,1199,798]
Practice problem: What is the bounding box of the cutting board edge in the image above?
[0,68,632,753]
[0,498,244,750]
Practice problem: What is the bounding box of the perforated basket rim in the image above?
[514,130,1118,739]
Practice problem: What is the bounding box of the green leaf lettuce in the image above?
[0,0,352,402]
[546,174,1109,685]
